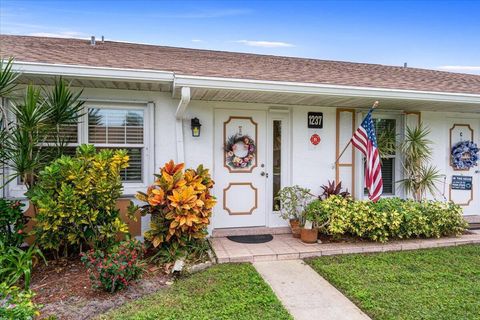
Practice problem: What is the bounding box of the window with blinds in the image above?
[88,108,145,182]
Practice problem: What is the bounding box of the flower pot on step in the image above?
[300,228,318,243]
[289,219,301,238]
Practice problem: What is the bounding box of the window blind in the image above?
[88,108,145,182]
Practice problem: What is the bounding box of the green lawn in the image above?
[98,263,292,320]
[307,245,480,320]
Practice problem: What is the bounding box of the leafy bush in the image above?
[28,144,130,257]
[307,196,467,242]
[0,199,28,247]
[0,283,40,320]
[274,185,314,222]
[304,200,329,229]
[135,161,216,249]
[0,241,45,290]
[81,239,145,293]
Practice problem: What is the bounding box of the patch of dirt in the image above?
[31,257,171,320]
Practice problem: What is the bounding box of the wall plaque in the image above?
[451,175,473,190]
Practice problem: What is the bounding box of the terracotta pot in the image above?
[289,219,301,238]
[300,228,318,244]
[289,219,300,229]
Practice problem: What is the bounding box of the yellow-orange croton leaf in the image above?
[163,160,185,175]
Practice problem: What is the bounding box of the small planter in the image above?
[300,228,318,243]
[289,219,301,238]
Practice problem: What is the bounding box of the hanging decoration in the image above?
[224,133,256,169]
[451,140,479,170]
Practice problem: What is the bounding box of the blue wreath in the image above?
[451,140,479,170]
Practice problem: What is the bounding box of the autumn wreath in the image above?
[224,134,256,168]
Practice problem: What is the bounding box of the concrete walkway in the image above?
[254,260,371,320]
[212,232,480,263]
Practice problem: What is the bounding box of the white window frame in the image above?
[355,112,404,199]
[6,100,154,198]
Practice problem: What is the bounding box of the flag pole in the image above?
[334,101,379,165]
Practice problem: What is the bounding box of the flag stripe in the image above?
[350,109,383,201]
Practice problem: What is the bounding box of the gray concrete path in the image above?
[254,260,371,320]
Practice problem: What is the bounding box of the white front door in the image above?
[213,109,267,228]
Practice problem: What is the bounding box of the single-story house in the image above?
[1,34,480,236]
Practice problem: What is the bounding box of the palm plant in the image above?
[0,85,51,188]
[0,70,84,190]
[0,58,20,130]
[398,123,442,200]
[43,77,85,157]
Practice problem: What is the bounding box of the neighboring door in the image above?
[447,119,480,215]
[213,109,267,228]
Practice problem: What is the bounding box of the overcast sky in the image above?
[1,0,479,74]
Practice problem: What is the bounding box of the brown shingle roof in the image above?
[1,34,480,95]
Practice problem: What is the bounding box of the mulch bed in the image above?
[31,257,172,320]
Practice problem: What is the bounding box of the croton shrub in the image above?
[306,196,467,242]
[28,144,130,256]
[135,161,216,249]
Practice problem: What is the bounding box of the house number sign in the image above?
[307,112,323,129]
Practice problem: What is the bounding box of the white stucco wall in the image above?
[3,85,477,235]
[422,111,480,215]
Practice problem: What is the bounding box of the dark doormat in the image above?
[227,234,273,244]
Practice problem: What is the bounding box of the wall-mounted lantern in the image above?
[191,117,201,137]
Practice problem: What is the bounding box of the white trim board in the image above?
[12,61,480,105]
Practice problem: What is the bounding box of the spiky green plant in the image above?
[376,125,397,159]
[398,123,442,200]
[0,58,20,130]
[0,77,84,190]
[43,77,85,157]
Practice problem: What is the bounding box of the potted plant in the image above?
[302,200,330,243]
[300,224,318,243]
[275,185,314,238]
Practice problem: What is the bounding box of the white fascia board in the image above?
[13,61,174,83]
[174,75,480,104]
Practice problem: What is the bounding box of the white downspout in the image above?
[175,87,191,163]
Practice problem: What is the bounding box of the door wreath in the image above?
[451,140,479,170]
[225,134,256,168]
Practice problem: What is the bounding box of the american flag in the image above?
[351,108,383,201]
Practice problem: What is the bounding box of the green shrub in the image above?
[0,241,45,290]
[80,239,145,293]
[307,196,467,242]
[0,199,27,247]
[28,144,130,257]
[0,283,40,320]
[305,200,329,229]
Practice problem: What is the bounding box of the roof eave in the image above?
[12,61,480,104]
